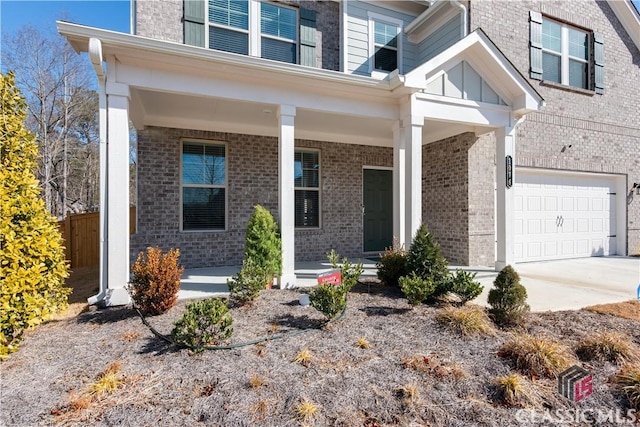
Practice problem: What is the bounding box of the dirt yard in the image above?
[1,274,639,426]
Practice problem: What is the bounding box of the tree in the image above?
[0,72,71,359]
[2,25,98,217]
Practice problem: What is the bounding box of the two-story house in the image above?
[58,0,639,306]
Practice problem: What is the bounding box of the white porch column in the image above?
[278,105,296,288]
[104,91,131,305]
[404,115,424,245]
[495,125,516,271]
[392,122,406,247]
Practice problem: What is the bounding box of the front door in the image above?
[363,169,393,253]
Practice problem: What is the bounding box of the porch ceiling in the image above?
[131,88,468,147]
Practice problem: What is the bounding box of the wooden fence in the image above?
[58,207,136,268]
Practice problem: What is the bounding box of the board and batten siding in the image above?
[416,15,461,64]
[346,1,418,76]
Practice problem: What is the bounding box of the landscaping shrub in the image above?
[227,258,269,305]
[435,305,495,337]
[494,374,533,407]
[576,332,639,364]
[309,283,349,320]
[498,334,575,379]
[310,251,363,320]
[129,247,184,316]
[399,272,436,306]
[487,265,529,327]
[376,238,407,287]
[0,72,70,359]
[327,249,363,291]
[405,224,450,299]
[171,298,233,351]
[449,269,484,304]
[244,205,281,283]
[611,364,640,411]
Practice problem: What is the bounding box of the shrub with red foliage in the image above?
[129,247,184,315]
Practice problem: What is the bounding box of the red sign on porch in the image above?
[317,269,342,286]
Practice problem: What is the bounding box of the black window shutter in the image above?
[529,11,543,80]
[299,8,317,67]
[593,32,604,94]
[184,0,205,47]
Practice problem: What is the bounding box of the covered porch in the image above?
[58,23,543,306]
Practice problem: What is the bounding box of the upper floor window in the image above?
[294,150,320,228]
[368,13,402,76]
[373,21,398,72]
[261,2,298,63]
[542,18,588,89]
[208,0,249,55]
[206,0,298,64]
[529,11,604,94]
[181,141,227,231]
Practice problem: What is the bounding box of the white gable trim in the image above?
[404,30,544,117]
[607,0,640,51]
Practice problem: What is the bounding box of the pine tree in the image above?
[487,265,530,327]
[0,72,71,359]
[244,205,282,280]
[406,223,449,288]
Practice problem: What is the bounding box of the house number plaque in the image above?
[506,155,513,189]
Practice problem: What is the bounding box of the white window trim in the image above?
[180,139,228,233]
[542,18,590,88]
[367,12,403,78]
[294,148,321,230]
[206,0,299,63]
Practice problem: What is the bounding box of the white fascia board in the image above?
[414,92,511,127]
[607,0,640,51]
[405,30,544,114]
[57,22,391,92]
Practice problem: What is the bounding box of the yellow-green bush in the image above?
[0,72,70,359]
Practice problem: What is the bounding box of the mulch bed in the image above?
[1,282,639,426]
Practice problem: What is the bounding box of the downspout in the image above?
[87,37,109,306]
[450,0,468,37]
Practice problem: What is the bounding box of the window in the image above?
[294,150,319,228]
[530,11,603,93]
[181,142,226,231]
[260,2,297,63]
[373,21,399,72]
[206,0,299,64]
[542,18,589,89]
[208,0,249,55]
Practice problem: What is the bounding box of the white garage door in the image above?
[514,170,617,262]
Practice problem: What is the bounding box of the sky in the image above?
[0,0,130,38]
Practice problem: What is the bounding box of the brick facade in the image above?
[469,0,640,256]
[131,127,392,268]
[134,0,341,71]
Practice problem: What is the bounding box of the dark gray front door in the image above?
[363,169,393,253]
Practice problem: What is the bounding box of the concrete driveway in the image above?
[476,256,640,312]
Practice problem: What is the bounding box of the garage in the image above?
[514,169,620,262]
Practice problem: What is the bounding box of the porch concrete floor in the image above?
[179,256,639,312]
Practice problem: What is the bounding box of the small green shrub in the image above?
[129,247,185,316]
[406,224,449,299]
[449,269,484,304]
[310,284,348,320]
[227,258,268,305]
[399,272,436,306]
[327,249,363,291]
[171,298,233,351]
[244,205,281,280]
[487,265,529,327]
[376,239,407,287]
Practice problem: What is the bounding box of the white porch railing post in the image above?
[495,124,516,271]
[278,105,297,288]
